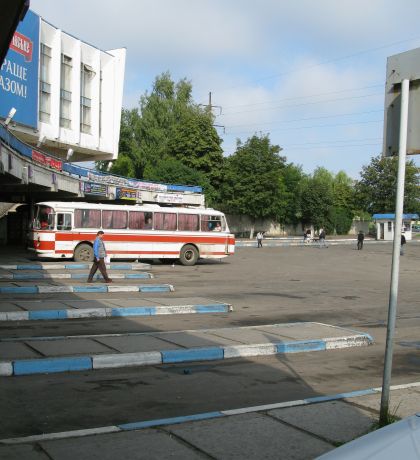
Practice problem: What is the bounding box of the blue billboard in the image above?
[0,10,40,129]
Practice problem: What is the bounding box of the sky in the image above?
[31,0,420,179]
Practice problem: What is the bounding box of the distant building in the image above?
[0,10,126,162]
[372,213,419,241]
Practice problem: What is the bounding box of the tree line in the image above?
[99,73,420,235]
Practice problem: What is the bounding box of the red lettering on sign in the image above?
[10,32,33,62]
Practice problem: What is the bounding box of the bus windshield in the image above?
[33,205,55,230]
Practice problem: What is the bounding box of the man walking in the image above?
[319,228,327,248]
[400,233,406,256]
[87,231,112,283]
[256,231,263,248]
[357,231,365,250]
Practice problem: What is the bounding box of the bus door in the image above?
[56,212,73,254]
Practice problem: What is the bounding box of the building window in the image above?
[39,44,52,122]
[80,63,93,134]
[60,54,72,129]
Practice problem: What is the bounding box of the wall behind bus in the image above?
[226,214,370,238]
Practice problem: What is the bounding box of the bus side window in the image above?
[129,211,153,230]
[57,213,72,231]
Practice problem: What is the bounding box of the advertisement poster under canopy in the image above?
[0,9,40,129]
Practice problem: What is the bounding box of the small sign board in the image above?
[83,182,107,196]
[116,187,137,200]
[383,47,420,156]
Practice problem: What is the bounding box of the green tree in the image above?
[330,171,356,234]
[278,163,305,226]
[355,155,420,214]
[300,167,334,232]
[107,72,224,199]
[220,134,285,236]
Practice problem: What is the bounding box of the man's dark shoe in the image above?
[105,279,113,283]
[87,279,93,283]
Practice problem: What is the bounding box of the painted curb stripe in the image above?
[4,273,154,280]
[111,307,157,317]
[0,362,13,376]
[4,331,372,376]
[125,273,152,279]
[277,339,326,353]
[0,285,169,294]
[0,263,151,271]
[16,264,44,270]
[195,304,230,313]
[13,356,92,375]
[73,285,108,293]
[92,351,162,369]
[161,347,224,363]
[138,285,173,292]
[29,310,68,320]
[13,273,44,280]
[119,412,224,431]
[0,304,231,321]
[0,286,38,294]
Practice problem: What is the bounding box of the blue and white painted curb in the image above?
[3,381,419,445]
[0,284,174,294]
[0,303,233,321]
[0,272,153,280]
[0,332,372,377]
[0,263,151,271]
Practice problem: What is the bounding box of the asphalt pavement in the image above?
[1,242,420,459]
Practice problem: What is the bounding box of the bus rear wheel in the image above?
[179,244,199,266]
[74,243,94,262]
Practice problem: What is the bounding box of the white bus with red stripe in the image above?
[28,201,235,266]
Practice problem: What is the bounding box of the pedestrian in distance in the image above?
[256,231,264,248]
[357,231,365,250]
[87,231,112,283]
[400,233,406,256]
[319,228,327,248]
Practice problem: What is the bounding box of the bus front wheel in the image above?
[74,243,94,262]
[179,244,199,266]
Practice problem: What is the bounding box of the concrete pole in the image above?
[379,78,409,425]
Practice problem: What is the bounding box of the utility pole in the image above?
[199,92,225,132]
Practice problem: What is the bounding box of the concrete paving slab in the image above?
[0,444,50,460]
[0,302,20,312]
[169,412,333,459]
[95,335,182,353]
[61,299,118,309]
[104,299,164,308]
[269,400,375,444]
[0,342,40,360]
[207,327,292,345]
[159,331,242,348]
[256,323,356,340]
[12,301,71,311]
[346,388,420,419]
[25,338,113,357]
[40,429,204,460]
